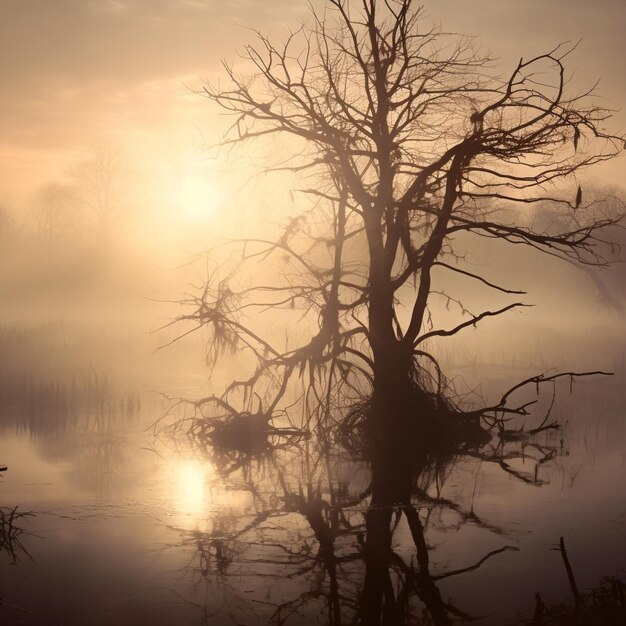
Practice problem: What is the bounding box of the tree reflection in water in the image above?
[160,415,549,625]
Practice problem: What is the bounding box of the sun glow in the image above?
[177,174,221,220]
[175,459,207,518]
[165,159,223,221]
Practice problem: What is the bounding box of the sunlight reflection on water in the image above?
[175,459,207,519]
[1,372,624,625]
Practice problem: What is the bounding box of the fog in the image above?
[1,2,625,625]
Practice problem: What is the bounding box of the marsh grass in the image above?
[0,322,141,433]
[529,574,625,625]
[0,506,34,563]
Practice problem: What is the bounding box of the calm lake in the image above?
[1,326,625,625]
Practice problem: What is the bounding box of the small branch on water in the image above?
[557,535,584,611]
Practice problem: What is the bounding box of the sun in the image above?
[165,158,222,221]
[178,173,221,220]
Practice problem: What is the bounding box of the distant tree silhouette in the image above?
[72,146,129,249]
[170,0,624,494]
[32,182,82,243]
[529,185,626,313]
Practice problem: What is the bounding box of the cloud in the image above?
[0,0,623,203]
[0,0,313,162]
[90,0,129,15]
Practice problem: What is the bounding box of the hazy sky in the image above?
[1,0,624,207]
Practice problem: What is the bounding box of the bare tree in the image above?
[0,202,19,271]
[31,182,82,243]
[72,146,129,248]
[169,0,624,495]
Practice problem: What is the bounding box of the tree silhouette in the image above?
[32,182,82,244]
[528,185,626,314]
[72,146,129,249]
[170,0,623,497]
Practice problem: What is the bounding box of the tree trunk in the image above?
[367,272,431,504]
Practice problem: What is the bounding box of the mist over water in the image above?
[2,1,626,625]
[1,198,624,624]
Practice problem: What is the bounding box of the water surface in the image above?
[1,358,625,625]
